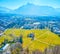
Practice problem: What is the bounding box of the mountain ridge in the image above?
[0,3,60,16]
[13,3,59,16]
[0,7,11,13]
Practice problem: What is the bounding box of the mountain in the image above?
[14,3,58,16]
[56,8,60,12]
[0,3,60,16]
[0,7,11,13]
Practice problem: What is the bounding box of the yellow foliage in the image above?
[0,28,60,52]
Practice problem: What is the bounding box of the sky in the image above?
[0,0,60,10]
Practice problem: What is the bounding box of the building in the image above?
[0,44,11,54]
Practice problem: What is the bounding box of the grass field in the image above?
[0,28,60,52]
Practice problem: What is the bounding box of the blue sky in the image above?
[0,0,60,10]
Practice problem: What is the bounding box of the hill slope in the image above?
[0,29,60,51]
